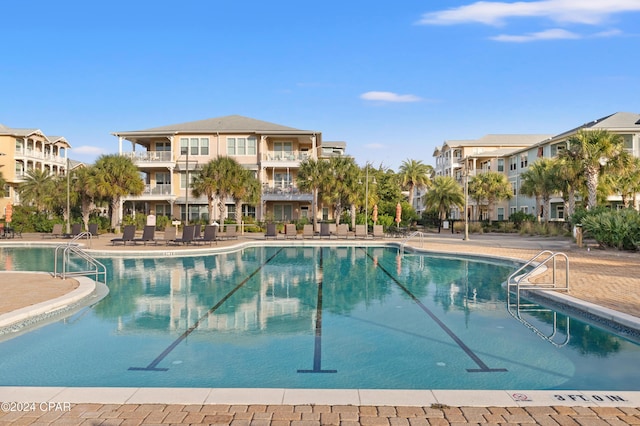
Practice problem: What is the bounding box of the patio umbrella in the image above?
[372,204,378,224]
[395,202,402,226]
[5,203,12,224]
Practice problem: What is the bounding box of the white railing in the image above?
[122,151,173,162]
[400,231,428,253]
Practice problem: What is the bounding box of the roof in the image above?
[113,115,319,136]
[0,124,71,147]
[548,112,640,142]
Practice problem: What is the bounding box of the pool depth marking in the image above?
[363,248,507,373]
[298,247,337,374]
[129,248,284,372]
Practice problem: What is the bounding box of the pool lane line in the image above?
[298,247,337,374]
[362,248,507,373]
[129,247,284,372]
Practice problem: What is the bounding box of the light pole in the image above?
[361,163,376,231]
[66,157,71,235]
[463,164,470,241]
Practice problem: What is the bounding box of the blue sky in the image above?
[2,0,639,170]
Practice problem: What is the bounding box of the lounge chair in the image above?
[160,226,177,245]
[172,225,195,245]
[336,224,354,239]
[265,223,278,239]
[285,224,297,239]
[88,223,99,238]
[43,223,64,239]
[219,224,237,240]
[302,224,315,239]
[68,223,82,238]
[111,225,136,246]
[319,223,332,239]
[195,225,217,246]
[355,224,369,239]
[193,225,202,241]
[134,225,157,245]
[373,225,385,239]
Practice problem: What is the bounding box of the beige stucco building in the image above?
[113,115,345,225]
[0,124,71,219]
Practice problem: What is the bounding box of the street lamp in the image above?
[361,163,376,231]
[463,163,470,241]
[66,157,71,235]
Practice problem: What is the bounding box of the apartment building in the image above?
[433,134,551,220]
[0,124,70,216]
[113,115,344,225]
[431,112,640,222]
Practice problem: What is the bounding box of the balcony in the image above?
[261,151,309,167]
[261,185,312,202]
[125,184,174,200]
[15,149,66,166]
[122,151,174,166]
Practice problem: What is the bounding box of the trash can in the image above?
[574,225,583,248]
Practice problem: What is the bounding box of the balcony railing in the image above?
[262,152,309,162]
[143,184,172,195]
[122,151,173,162]
[15,149,66,165]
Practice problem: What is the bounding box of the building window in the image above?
[520,154,528,169]
[227,137,257,156]
[520,206,528,214]
[180,172,196,189]
[274,204,293,221]
[556,205,564,220]
[155,142,171,151]
[497,159,504,172]
[242,204,256,218]
[180,138,209,155]
[497,207,504,221]
[322,207,329,221]
[155,204,171,217]
[509,156,517,171]
[274,142,293,159]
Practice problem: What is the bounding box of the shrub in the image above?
[509,211,536,230]
[581,209,640,250]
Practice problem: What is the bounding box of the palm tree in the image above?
[566,129,624,209]
[423,176,464,226]
[93,155,145,233]
[17,168,55,211]
[325,156,360,225]
[554,153,585,218]
[398,159,432,207]
[191,157,239,224]
[0,169,6,196]
[231,168,261,225]
[602,153,640,209]
[520,158,558,222]
[297,158,330,230]
[468,171,512,224]
[72,166,100,231]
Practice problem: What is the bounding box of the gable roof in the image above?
[114,115,319,136]
[549,112,640,141]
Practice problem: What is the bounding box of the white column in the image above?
[118,136,123,154]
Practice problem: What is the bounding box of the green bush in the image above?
[509,211,535,229]
[581,209,640,250]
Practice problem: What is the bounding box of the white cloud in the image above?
[491,28,581,42]
[72,145,106,155]
[418,0,640,26]
[360,91,422,103]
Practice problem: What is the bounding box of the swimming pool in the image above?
[0,245,639,390]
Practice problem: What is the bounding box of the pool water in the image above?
[0,245,638,390]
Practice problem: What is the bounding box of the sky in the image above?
[2,0,640,170]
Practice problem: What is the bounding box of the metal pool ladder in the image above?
[400,231,428,253]
[507,250,570,347]
[54,233,107,285]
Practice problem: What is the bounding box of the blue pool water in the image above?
[0,245,638,390]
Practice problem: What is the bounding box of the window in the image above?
[497,207,504,221]
[180,205,208,222]
[520,206,528,214]
[3,185,9,198]
[509,156,517,171]
[242,204,256,218]
[497,159,504,172]
[155,142,171,151]
[556,205,565,220]
[155,204,171,217]
[180,172,196,189]
[550,143,566,157]
[227,137,257,156]
[274,204,293,221]
[520,154,528,168]
[274,141,293,159]
[274,172,292,189]
[322,207,329,221]
[180,138,209,155]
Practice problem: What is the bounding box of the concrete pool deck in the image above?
[1,231,639,424]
